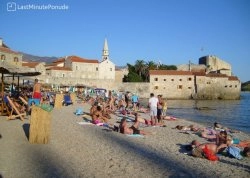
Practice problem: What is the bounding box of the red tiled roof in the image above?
[22,62,40,68]
[68,56,99,63]
[46,66,71,71]
[53,58,65,63]
[192,71,206,76]
[0,46,20,55]
[149,70,193,75]
[228,76,239,81]
[206,73,228,78]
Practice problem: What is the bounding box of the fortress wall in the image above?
[114,82,150,98]
[149,75,194,99]
[195,76,241,99]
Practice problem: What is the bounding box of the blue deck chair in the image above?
[63,94,73,106]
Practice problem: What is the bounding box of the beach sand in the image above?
[0,102,249,178]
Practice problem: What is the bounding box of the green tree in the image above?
[134,60,146,78]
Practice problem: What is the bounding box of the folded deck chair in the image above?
[63,94,73,106]
[5,96,26,121]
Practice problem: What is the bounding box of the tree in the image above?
[134,60,146,78]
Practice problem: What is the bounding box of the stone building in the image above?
[0,37,241,99]
[0,38,23,67]
[199,55,232,76]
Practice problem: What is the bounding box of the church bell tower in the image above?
[102,38,109,61]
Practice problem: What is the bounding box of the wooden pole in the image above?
[1,73,4,115]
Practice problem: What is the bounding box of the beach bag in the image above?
[227,146,242,160]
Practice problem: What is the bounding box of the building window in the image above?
[177,85,182,89]
[154,86,158,90]
[14,57,19,62]
[96,67,98,71]
[179,79,182,81]
[171,79,174,81]
[235,85,237,88]
[188,87,192,89]
[207,82,211,84]
[154,78,158,81]
[110,68,112,71]
[1,55,5,61]
[188,77,192,81]
[225,85,228,88]
[229,85,232,88]
[163,79,166,81]
[76,66,78,70]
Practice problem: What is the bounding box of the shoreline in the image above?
[0,102,249,178]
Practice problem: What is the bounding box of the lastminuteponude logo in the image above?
[7,2,69,11]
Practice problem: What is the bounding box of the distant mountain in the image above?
[241,81,250,91]
[20,52,58,64]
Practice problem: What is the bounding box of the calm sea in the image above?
[141,92,250,134]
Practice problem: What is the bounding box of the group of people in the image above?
[186,123,250,160]
[88,92,171,135]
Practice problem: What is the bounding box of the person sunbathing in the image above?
[214,122,240,133]
[91,106,108,124]
[119,117,150,135]
[191,140,222,160]
[134,113,165,126]
[174,125,200,132]
[226,136,250,148]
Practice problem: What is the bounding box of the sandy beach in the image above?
[0,102,250,178]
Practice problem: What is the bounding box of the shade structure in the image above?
[0,62,41,116]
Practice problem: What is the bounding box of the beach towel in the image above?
[75,108,84,115]
[126,134,144,137]
[227,146,243,160]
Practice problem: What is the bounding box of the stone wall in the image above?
[149,74,194,99]
[193,76,241,99]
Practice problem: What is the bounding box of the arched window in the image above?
[1,54,5,61]
[14,57,19,62]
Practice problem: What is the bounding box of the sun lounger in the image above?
[5,96,26,121]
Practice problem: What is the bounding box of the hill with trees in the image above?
[241,81,250,91]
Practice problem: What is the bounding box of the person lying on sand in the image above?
[134,113,165,126]
[223,135,250,148]
[119,117,151,135]
[191,140,223,160]
[214,122,240,133]
[174,125,200,132]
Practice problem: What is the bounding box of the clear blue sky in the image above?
[1,0,249,82]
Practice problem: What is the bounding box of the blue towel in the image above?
[126,134,144,137]
[75,108,83,115]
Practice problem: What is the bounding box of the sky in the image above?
[0,0,249,82]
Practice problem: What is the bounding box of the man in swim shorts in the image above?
[33,79,42,100]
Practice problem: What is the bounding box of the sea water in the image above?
[141,92,250,134]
